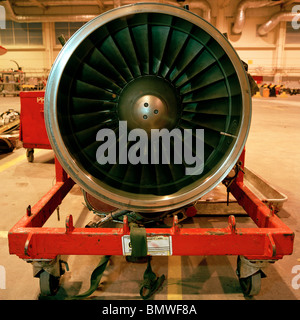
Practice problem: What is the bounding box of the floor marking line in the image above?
[0,150,42,173]
[0,154,27,173]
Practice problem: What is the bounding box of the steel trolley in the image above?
[19,91,51,162]
[8,147,294,298]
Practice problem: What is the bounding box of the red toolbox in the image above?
[19,91,51,162]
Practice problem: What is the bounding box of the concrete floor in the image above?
[0,94,300,300]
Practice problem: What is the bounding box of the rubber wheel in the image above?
[26,149,34,163]
[236,256,262,296]
[239,272,261,296]
[39,270,60,296]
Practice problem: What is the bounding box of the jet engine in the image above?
[44,3,251,214]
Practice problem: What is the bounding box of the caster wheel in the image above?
[39,270,60,296]
[236,256,261,296]
[26,148,34,162]
[239,272,261,296]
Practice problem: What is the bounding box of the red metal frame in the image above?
[8,149,294,261]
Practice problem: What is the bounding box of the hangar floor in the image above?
[0,95,300,300]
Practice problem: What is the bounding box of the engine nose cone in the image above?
[118,76,180,134]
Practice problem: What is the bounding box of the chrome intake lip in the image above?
[44,3,251,213]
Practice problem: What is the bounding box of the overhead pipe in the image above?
[180,0,212,22]
[258,11,300,35]
[12,1,105,6]
[4,0,211,23]
[121,0,212,21]
[232,0,282,34]
[4,0,98,22]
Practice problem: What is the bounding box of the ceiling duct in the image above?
[232,0,283,34]
[3,0,98,22]
[3,0,211,23]
[258,10,300,35]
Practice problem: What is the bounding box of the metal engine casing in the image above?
[45,3,251,213]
